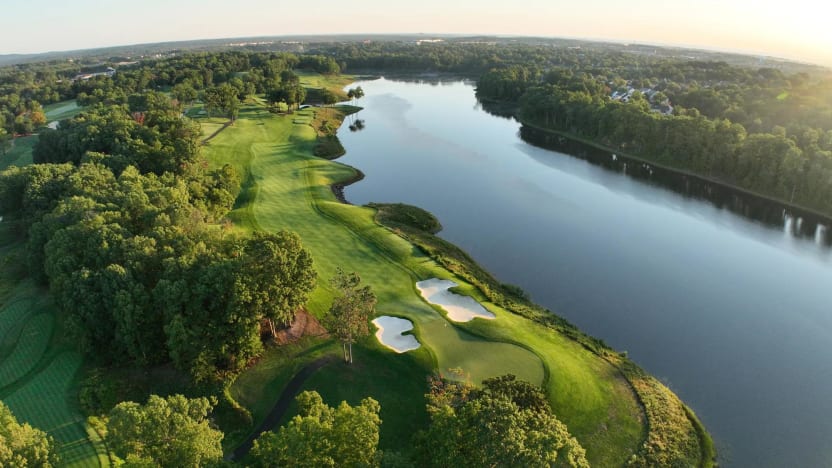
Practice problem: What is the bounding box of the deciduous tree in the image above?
[0,402,57,467]
[324,268,375,364]
[106,394,223,468]
[250,391,381,468]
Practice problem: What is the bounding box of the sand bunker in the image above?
[372,316,420,353]
[416,278,496,322]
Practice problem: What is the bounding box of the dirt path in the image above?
[230,355,336,460]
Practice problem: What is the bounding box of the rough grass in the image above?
[204,74,649,465]
[224,337,335,451]
[297,70,353,102]
[0,297,39,348]
[296,341,431,453]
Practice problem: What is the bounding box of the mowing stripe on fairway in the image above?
[0,298,39,348]
[0,313,54,389]
[207,92,644,465]
[4,351,103,467]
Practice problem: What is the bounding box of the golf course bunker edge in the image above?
[416,278,496,322]
[372,316,421,353]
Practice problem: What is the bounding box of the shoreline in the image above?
[321,98,716,467]
[330,167,364,204]
[519,119,832,222]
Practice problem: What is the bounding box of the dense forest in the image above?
[472,53,832,215]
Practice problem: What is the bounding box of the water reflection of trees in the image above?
[520,125,832,248]
[349,119,366,132]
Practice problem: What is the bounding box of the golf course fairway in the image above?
[204,89,649,465]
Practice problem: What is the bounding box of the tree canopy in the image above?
[203,84,240,121]
[324,268,376,364]
[416,374,589,468]
[0,402,57,467]
[250,391,381,468]
[105,394,223,468]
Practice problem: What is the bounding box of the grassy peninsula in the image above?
[202,73,713,466]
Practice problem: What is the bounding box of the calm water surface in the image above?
[337,78,832,468]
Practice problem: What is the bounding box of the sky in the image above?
[3,0,831,66]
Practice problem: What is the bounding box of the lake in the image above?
[337,78,832,468]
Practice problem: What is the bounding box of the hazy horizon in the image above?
[4,0,831,67]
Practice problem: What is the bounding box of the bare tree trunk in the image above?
[268,319,276,338]
[343,343,348,363]
[349,343,353,364]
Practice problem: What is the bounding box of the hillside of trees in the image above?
[474,58,832,215]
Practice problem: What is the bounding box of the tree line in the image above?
[2,373,581,467]
[0,49,343,151]
[477,61,832,215]
[0,91,320,383]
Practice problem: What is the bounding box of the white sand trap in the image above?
[372,316,420,353]
[47,121,59,130]
[416,278,496,322]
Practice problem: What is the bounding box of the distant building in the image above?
[73,67,115,81]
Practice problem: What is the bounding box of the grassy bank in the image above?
[202,72,655,466]
[372,202,716,467]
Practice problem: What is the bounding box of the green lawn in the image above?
[0,135,36,169]
[208,74,644,465]
[0,222,106,467]
[44,100,82,122]
[0,313,54,388]
[3,352,104,467]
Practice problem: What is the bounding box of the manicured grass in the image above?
[0,135,36,169]
[207,72,646,465]
[0,297,39,347]
[0,224,106,467]
[44,100,82,122]
[296,70,353,100]
[4,352,102,467]
[0,313,54,388]
[206,108,544,385]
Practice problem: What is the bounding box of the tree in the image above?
[323,268,376,364]
[203,84,240,122]
[416,375,589,468]
[106,394,223,468]
[266,84,306,111]
[0,402,57,467]
[279,70,299,85]
[320,88,339,107]
[250,391,381,468]
[353,86,364,104]
[172,82,198,105]
[238,231,317,336]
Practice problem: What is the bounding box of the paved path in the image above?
[230,355,336,460]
